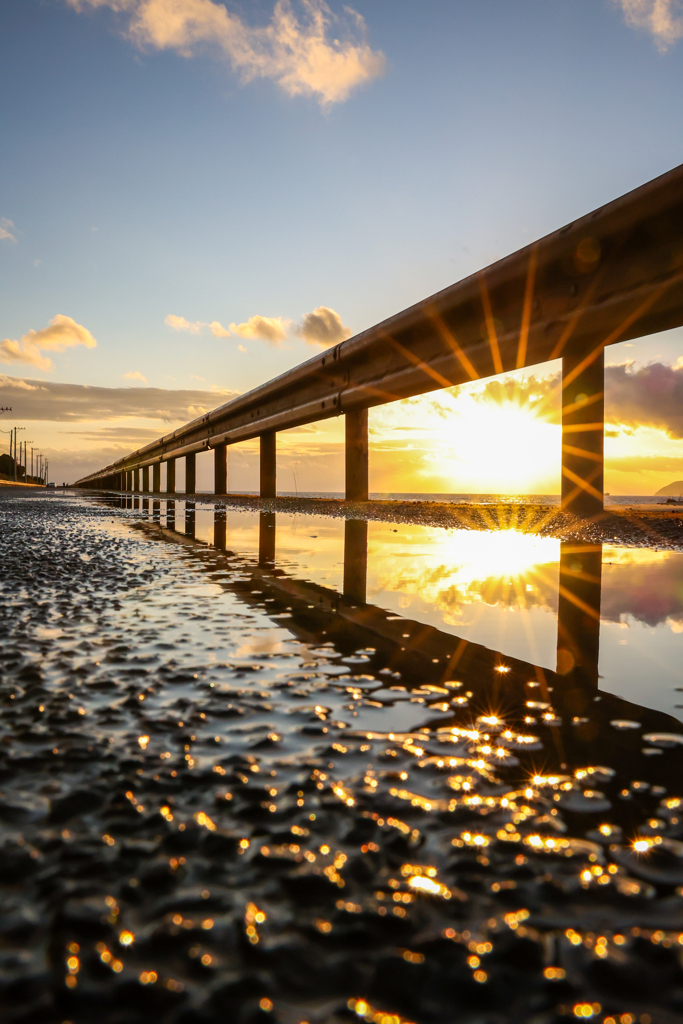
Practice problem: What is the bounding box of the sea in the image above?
[224,491,669,507]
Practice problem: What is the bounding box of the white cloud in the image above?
[165,314,230,336]
[0,375,40,391]
[229,314,289,345]
[64,0,385,107]
[616,0,683,50]
[165,313,203,333]
[0,315,97,372]
[297,305,351,348]
[170,306,352,348]
[124,370,147,383]
[0,218,17,243]
[0,373,238,421]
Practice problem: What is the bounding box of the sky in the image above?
[1,0,683,492]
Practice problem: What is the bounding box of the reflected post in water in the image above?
[152,498,161,524]
[185,501,196,538]
[166,499,175,531]
[343,518,368,604]
[259,512,276,565]
[556,542,602,689]
[214,506,227,550]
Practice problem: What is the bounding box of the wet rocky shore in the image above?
[1,492,682,1024]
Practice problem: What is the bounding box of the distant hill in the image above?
[655,480,683,496]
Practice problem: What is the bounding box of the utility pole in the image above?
[23,442,33,483]
[12,428,25,481]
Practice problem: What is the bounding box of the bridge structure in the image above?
[76,164,683,516]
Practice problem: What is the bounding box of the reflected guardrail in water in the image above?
[114,494,682,786]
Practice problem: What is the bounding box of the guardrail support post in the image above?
[153,463,161,494]
[166,458,175,494]
[345,408,369,502]
[260,432,276,499]
[214,443,227,495]
[561,348,604,518]
[133,467,139,492]
[142,466,149,493]
[186,453,196,495]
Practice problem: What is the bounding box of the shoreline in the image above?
[74,489,683,549]
[5,486,681,548]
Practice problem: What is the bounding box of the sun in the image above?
[447,398,561,492]
[370,374,562,494]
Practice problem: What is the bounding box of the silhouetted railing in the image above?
[77,163,683,517]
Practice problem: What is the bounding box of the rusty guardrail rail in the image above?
[76,162,683,515]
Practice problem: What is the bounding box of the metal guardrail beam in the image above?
[76,162,683,494]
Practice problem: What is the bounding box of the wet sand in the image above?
[2,491,683,1024]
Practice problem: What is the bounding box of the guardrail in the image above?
[75,162,683,516]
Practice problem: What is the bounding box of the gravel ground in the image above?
[1,492,683,1024]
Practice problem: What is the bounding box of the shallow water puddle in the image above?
[2,491,683,1024]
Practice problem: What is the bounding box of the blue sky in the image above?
[1,0,683,488]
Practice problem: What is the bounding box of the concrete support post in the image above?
[259,511,276,564]
[126,471,132,491]
[556,542,603,691]
[185,453,196,495]
[345,408,369,502]
[260,432,276,499]
[133,467,140,492]
[214,443,227,495]
[166,458,175,494]
[152,463,161,494]
[561,348,604,518]
[343,518,368,604]
[142,466,149,493]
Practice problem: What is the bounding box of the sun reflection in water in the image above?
[366,525,561,668]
